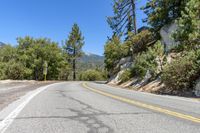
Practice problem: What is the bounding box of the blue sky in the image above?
[0,0,147,55]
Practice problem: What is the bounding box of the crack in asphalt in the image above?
[2,88,152,133]
[57,90,114,133]
[52,89,151,133]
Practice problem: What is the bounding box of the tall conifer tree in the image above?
[107,0,137,38]
[65,24,84,80]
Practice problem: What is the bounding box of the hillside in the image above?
[105,0,200,97]
[77,52,104,71]
[80,52,104,64]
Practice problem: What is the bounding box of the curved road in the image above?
[0,82,199,133]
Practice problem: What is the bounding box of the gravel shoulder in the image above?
[0,80,57,111]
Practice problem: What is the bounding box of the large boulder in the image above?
[120,62,133,70]
[160,22,179,52]
[116,56,132,69]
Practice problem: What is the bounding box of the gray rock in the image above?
[160,22,179,52]
[118,57,132,66]
[140,70,152,86]
[116,56,132,71]
[109,56,133,82]
[120,62,133,70]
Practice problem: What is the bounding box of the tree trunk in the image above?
[131,0,137,34]
[73,59,76,81]
[73,47,76,81]
[35,67,38,81]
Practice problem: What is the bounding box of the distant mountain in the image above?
[79,52,104,63]
[0,42,6,48]
[77,52,104,71]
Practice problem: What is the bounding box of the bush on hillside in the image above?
[131,41,165,79]
[119,69,132,83]
[79,69,105,81]
[161,50,200,92]
[125,30,155,54]
[173,0,200,48]
[4,61,32,80]
[104,35,129,74]
[0,63,6,80]
[104,30,155,77]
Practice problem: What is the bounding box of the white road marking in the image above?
[0,83,55,133]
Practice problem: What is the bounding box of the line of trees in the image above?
[0,24,84,81]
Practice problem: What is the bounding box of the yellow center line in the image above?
[82,82,200,123]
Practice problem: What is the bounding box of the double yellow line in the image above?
[82,82,200,123]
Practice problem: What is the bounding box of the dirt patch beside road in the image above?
[0,80,57,111]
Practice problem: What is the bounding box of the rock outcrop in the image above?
[160,22,178,52]
[108,56,133,85]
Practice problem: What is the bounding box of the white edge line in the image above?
[0,83,60,133]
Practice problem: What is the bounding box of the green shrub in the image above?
[5,61,32,80]
[119,69,132,83]
[79,69,105,81]
[104,35,130,75]
[161,50,200,92]
[173,0,200,48]
[131,41,165,79]
[0,63,6,79]
[125,30,154,54]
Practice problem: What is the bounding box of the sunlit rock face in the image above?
[108,56,133,84]
[109,70,125,85]
[117,56,132,70]
[160,22,179,52]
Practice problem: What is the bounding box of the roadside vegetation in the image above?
[105,0,200,95]
[79,69,107,81]
[0,0,199,89]
[0,37,70,80]
[0,24,105,81]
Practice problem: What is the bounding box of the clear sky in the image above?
[0,0,147,55]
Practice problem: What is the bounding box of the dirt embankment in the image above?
[109,79,199,98]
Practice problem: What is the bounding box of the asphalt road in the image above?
[0,82,199,133]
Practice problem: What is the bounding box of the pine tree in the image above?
[173,0,200,48]
[125,12,134,40]
[142,0,185,32]
[107,0,137,38]
[65,24,84,81]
